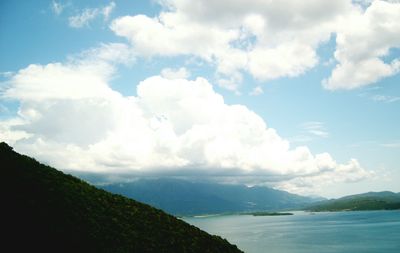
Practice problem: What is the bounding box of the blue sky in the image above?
[1,0,399,198]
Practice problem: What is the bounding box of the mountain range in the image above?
[101,178,320,215]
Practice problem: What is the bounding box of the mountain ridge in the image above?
[1,142,243,253]
[101,177,319,215]
[305,191,400,212]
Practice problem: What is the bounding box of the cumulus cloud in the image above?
[4,63,112,101]
[3,43,133,101]
[0,118,32,144]
[69,2,116,28]
[324,0,400,90]
[110,0,351,91]
[0,49,371,193]
[161,67,190,79]
[109,0,400,91]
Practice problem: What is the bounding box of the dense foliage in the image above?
[305,192,400,212]
[1,142,243,253]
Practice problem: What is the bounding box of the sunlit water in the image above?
[183,211,400,253]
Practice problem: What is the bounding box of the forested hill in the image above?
[305,191,400,212]
[1,142,242,253]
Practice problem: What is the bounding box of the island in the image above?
[243,211,294,216]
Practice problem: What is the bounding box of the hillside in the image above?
[305,191,400,212]
[101,178,318,215]
[1,142,243,253]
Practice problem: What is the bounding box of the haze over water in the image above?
[184,211,400,253]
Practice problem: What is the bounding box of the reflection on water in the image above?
[183,211,400,253]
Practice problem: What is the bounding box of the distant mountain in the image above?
[305,191,400,212]
[1,142,242,253]
[101,178,318,215]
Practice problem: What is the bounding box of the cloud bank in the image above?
[110,0,400,91]
[0,44,371,194]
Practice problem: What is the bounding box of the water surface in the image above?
[183,210,400,253]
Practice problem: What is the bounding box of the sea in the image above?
[183,210,400,253]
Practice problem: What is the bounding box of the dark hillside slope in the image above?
[1,142,242,253]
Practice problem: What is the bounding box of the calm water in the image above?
[183,211,400,253]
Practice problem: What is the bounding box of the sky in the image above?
[1,0,399,198]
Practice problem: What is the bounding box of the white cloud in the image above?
[249,86,263,96]
[290,122,329,143]
[110,14,237,58]
[216,72,243,92]
[4,63,114,101]
[276,158,373,195]
[51,1,64,15]
[161,67,190,79]
[8,42,133,93]
[380,141,400,148]
[0,118,32,144]
[371,94,400,103]
[109,0,400,92]
[324,0,400,90]
[0,50,371,193]
[69,9,98,28]
[110,0,353,91]
[248,43,318,81]
[102,2,116,20]
[301,121,329,138]
[69,2,116,28]
[74,42,135,65]
[0,71,14,78]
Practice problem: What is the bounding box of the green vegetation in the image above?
[305,192,400,212]
[1,142,243,253]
